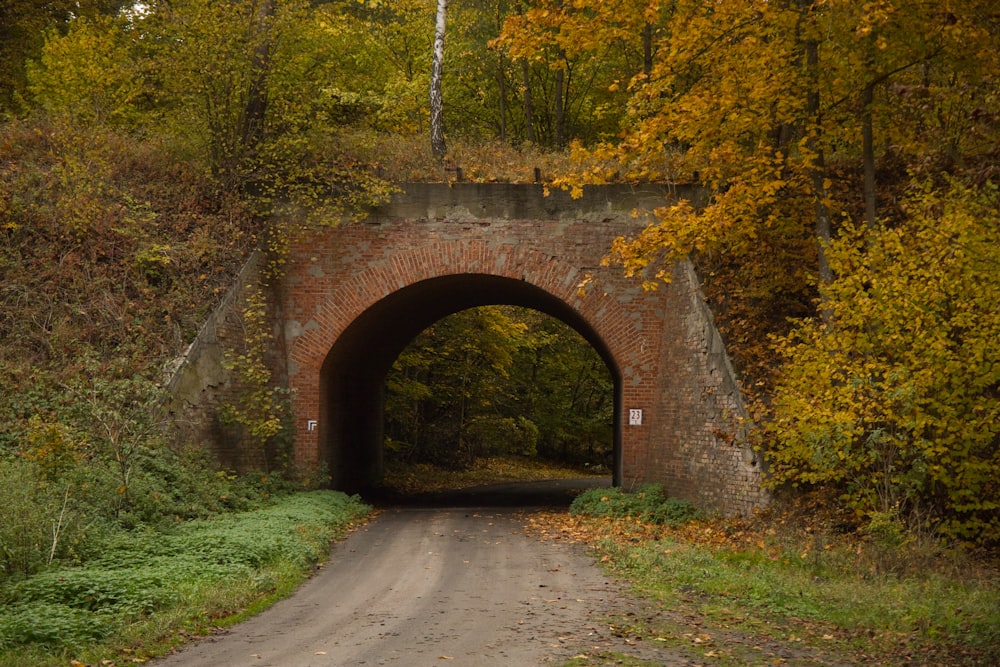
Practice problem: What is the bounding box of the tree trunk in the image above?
[521,59,536,143]
[497,52,507,142]
[513,1,536,143]
[554,49,566,148]
[242,0,274,157]
[430,0,448,159]
[861,81,877,229]
[494,5,508,143]
[643,22,653,76]
[800,14,832,290]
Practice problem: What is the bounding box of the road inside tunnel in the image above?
[318,274,623,496]
[364,475,613,508]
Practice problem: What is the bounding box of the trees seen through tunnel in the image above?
[383,306,613,471]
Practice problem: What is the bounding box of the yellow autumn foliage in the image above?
[500,0,1000,542]
[762,181,1000,543]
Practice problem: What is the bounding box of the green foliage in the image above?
[0,0,130,114]
[133,243,172,282]
[384,306,613,469]
[27,15,148,126]
[132,0,393,216]
[9,359,253,528]
[570,485,702,526]
[144,0,275,181]
[0,491,370,656]
[385,306,528,467]
[492,0,643,146]
[322,0,435,135]
[220,289,291,470]
[19,0,394,226]
[19,416,87,481]
[8,567,179,617]
[60,366,166,513]
[0,603,107,652]
[0,342,316,580]
[511,311,614,466]
[465,415,539,458]
[0,458,87,579]
[0,437,305,581]
[865,507,911,554]
[761,180,1000,543]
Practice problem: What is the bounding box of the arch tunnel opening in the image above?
[318,274,622,502]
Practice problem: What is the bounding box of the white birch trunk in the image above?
[430,0,448,159]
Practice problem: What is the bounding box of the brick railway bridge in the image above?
[167,183,768,516]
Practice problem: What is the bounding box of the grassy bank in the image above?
[0,491,371,667]
[543,488,1000,666]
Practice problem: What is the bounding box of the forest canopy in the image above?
[502,0,1000,542]
[1,0,999,544]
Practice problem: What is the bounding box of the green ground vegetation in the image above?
[0,490,370,667]
[555,486,1000,666]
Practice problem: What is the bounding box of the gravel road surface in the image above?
[152,478,672,666]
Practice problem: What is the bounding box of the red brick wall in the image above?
[268,183,768,516]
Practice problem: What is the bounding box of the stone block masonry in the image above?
[160,251,266,471]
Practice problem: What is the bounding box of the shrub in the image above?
[647,497,707,527]
[5,567,178,617]
[761,181,1000,544]
[0,457,89,579]
[570,485,702,526]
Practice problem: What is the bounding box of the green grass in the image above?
[563,653,664,666]
[586,530,1000,665]
[0,491,371,667]
[559,487,1000,665]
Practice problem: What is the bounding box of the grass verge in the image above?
[0,490,371,667]
[594,535,999,665]
[533,490,1000,666]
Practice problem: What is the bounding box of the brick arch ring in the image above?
[287,238,655,379]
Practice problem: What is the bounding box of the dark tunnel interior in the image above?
[318,274,622,494]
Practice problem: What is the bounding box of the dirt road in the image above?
[152,479,680,666]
